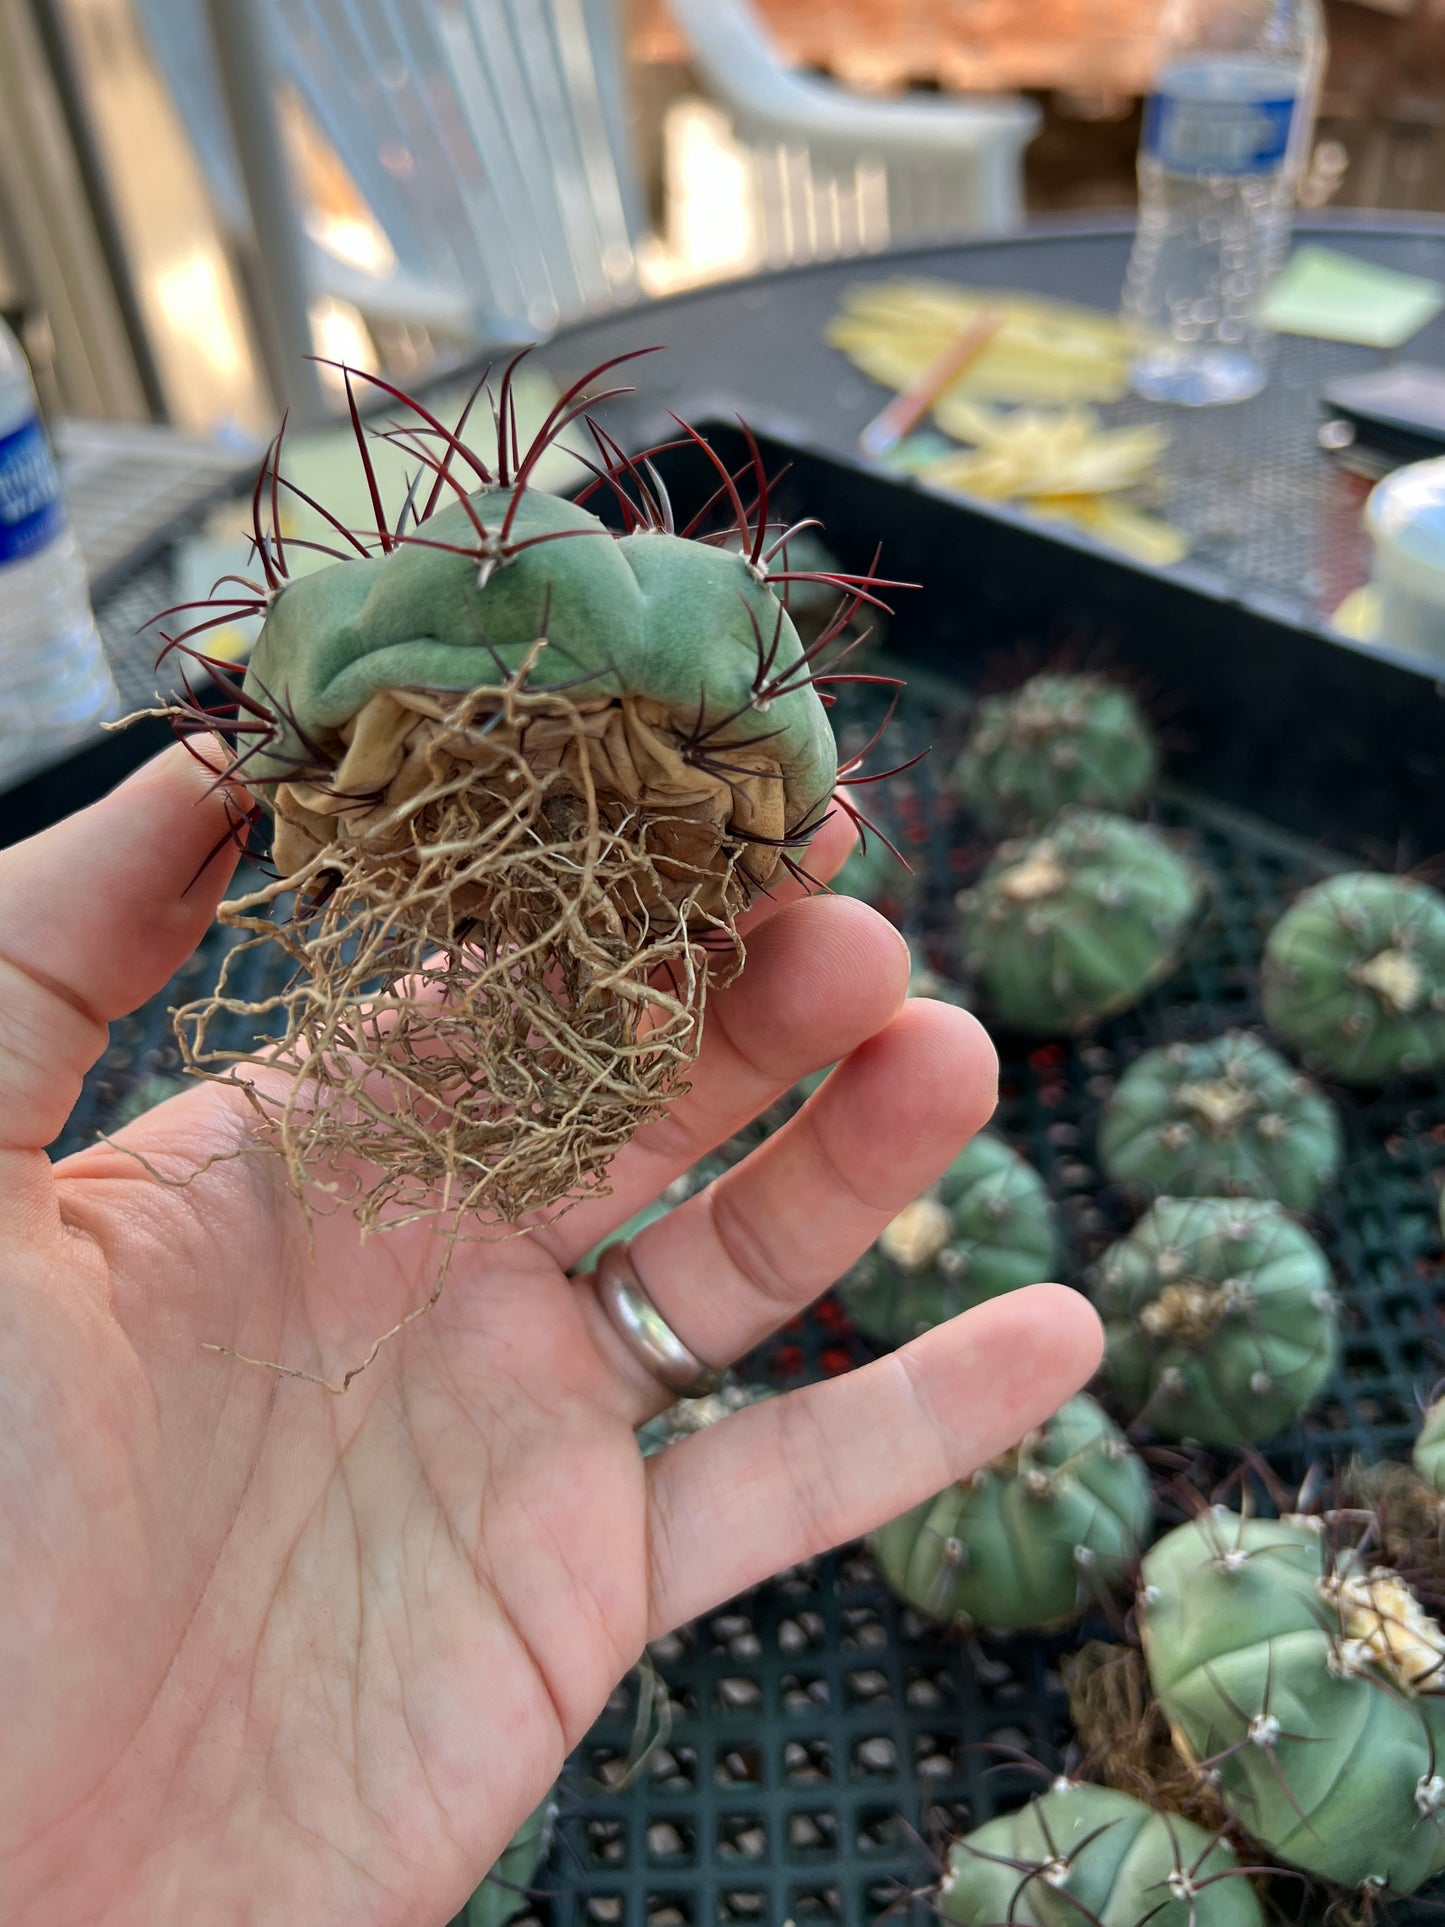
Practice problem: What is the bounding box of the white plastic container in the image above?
[1366,457,1445,664]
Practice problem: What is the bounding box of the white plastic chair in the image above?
[132,0,644,344]
[665,0,1040,262]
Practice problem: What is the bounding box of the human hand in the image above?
[0,747,1101,1926]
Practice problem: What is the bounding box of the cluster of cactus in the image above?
[839,1130,1059,1345]
[956,809,1203,1034]
[871,1393,1151,1633]
[464,1786,557,1926]
[1094,1197,1338,1446]
[940,1780,1265,1927]
[1262,872,1445,1085]
[953,672,1158,836]
[157,355,909,1237]
[1139,1508,1445,1894]
[1097,1031,1341,1212]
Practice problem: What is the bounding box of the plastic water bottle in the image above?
[1123,0,1326,406]
[0,318,116,782]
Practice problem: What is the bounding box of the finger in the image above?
[644,1284,1104,1635]
[535,890,913,1266]
[581,999,998,1419]
[0,745,247,1159]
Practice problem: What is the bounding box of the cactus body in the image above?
[1414,1397,1445,1496]
[839,1130,1058,1344]
[1097,1032,1341,1212]
[1095,1197,1337,1446]
[953,673,1158,836]
[1140,1510,1445,1894]
[957,809,1202,1034]
[245,493,837,891]
[871,1394,1150,1632]
[1261,873,1445,1085]
[940,1781,1263,1927]
[464,1788,556,1925]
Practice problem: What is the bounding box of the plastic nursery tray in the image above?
[59,614,1445,1927]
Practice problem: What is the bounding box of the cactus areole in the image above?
[1141,1510,1445,1894]
[154,353,910,1239]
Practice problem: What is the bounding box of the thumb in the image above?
[0,744,248,1161]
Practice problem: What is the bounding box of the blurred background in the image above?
[2,0,1441,439]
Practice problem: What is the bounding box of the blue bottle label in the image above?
[0,412,66,564]
[1144,90,1299,176]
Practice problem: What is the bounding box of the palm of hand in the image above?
[0,751,1099,1927]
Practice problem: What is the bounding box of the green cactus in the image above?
[1097,1032,1341,1212]
[1095,1197,1338,1446]
[871,1394,1151,1632]
[161,363,900,1234]
[1140,1509,1445,1894]
[1414,1395,1445,1496]
[940,1781,1264,1927]
[838,1130,1059,1344]
[953,673,1158,836]
[635,1376,778,1458]
[1261,872,1445,1085]
[463,1787,557,1925]
[956,809,1203,1035]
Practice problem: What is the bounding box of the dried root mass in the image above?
[176,662,757,1239]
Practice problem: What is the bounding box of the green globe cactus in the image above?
[956,809,1203,1035]
[1261,872,1445,1085]
[838,1130,1059,1344]
[940,1781,1265,1927]
[464,1787,557,1925]
[871,1393,1151,1633]
[1414,1394,1445,1496]
[159,358,905,1238]
[1097,1032,1341,1212]
[953,673,1158,836]
[1140,1509,1445,1894]
[1095,1197,1338,1446]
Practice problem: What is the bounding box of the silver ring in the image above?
[594,1241,725,1399]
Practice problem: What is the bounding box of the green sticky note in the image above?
[1259,245,1445,348]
